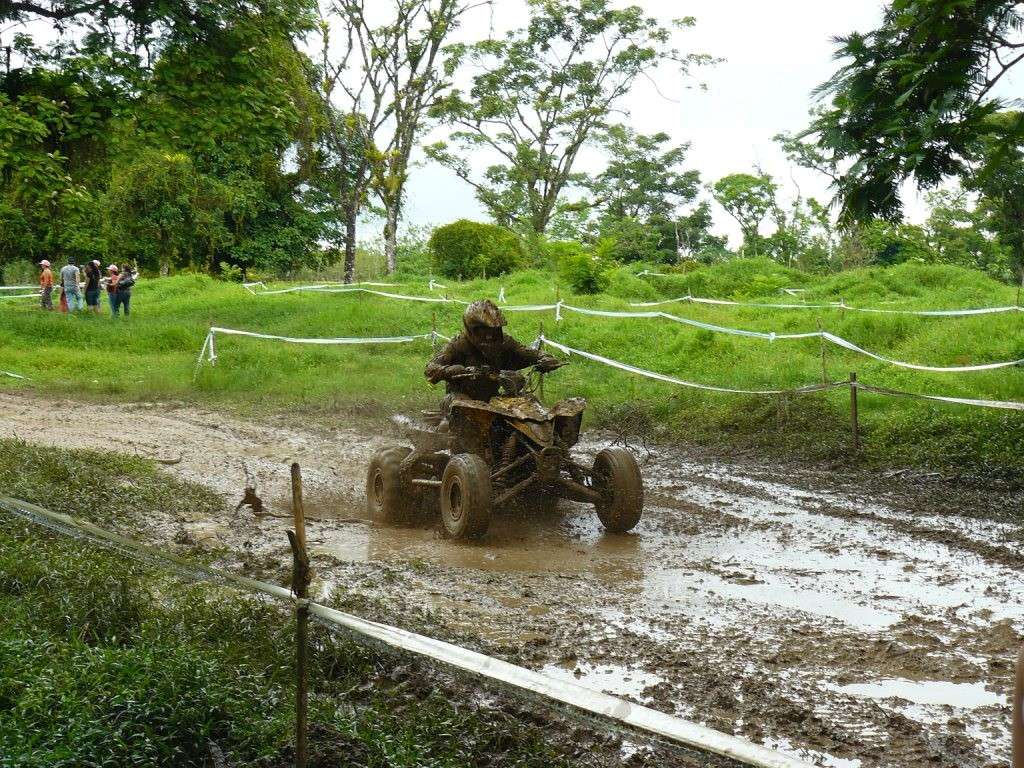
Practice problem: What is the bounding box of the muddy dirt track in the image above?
[2,390,1022,767]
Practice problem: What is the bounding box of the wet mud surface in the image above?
[2,390,1021,767]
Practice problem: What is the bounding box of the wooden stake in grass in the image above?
[816,319,828,385]
[287,462,311,768]
[849,372,860,453]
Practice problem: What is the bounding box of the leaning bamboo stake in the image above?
[538,321,545,402]
[287,463,311,768]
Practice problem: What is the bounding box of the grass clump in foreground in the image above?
[0,438,585,767]
[2,259,1023,476]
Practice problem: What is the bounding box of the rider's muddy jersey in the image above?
[425,332,557,402]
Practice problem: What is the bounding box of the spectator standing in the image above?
[38,260,53,310]
[113,263,136,317]
[83,259,102,313]
[105,264,120,315]
[60,259,82,312]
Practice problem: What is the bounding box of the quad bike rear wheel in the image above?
[441,453,492,539]
[593,447,643,533]
[367,446,416,524]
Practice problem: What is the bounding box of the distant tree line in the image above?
[2,0,1022,285]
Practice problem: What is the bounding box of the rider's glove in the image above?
[535,357,563,373]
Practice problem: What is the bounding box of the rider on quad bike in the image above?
[364,297,643,540]
[425,299,562,411]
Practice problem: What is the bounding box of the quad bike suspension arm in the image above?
[490,448,533,484]
[556,476,602,504]
[493,473,536,507]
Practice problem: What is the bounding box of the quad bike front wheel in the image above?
[593,447,643,533]
[441,453,492,539]
[367,446,416,525]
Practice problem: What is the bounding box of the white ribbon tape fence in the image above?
[193,326,445,379]
[191,321,1024,409]
[0,291,37,300]
[630,293,1023,317]
[557,304,1024,373]
[540,336,846,396]
[245,282,405,297]
[539,336,1024,411]
[240,282,1024,373]
[0,496,813,768]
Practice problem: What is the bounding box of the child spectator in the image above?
[106,264,120,315]
[38,260,53,310]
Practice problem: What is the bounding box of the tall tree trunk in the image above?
[344,205,357,284]
[383,201,400,274]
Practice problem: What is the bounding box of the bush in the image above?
[596,216,665,263]
[428,220,522,279]
[540,239,587,270]
[559,248,611,294]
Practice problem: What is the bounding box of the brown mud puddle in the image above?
[1,391,1021,768]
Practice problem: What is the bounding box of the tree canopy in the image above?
[427,0,709,235]
[802,0,1024,223]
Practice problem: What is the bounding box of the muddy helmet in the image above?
[463,299,507,353]
[463,299,507,333]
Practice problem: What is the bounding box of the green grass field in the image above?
[3,258,1024,474]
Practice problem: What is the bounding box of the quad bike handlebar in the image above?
[450,360,567,396]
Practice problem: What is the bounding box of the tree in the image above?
[326,0,486,275]
[427,0,707,234]
[0,58,119,269]
[857,219,932,266]
[967,111,1024,276]
[586,124,700,222]
[1,0,331,277]
[104,150,229,274]
[924,189,1010,279]
[711,173,777,256]
[674,201,728,263]
[801,0,1024,223]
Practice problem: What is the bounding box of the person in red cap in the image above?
[105,264,119,315]
[38,260,53,310]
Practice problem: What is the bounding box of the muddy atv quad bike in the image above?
[366,365,644,539]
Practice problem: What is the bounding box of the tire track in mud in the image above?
[1,391,1021,768]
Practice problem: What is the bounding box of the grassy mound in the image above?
[2,260,1023,475]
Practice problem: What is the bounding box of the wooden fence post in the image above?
[849,372,859,453]
[816,319,828,385]
[538,321,545,402]
[1014,645,1023,768]
[287,463,311,768]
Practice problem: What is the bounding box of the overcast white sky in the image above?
[401,0,888,245]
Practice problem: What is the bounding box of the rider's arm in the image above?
[425,339,473,384]
[504,336,561,373]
